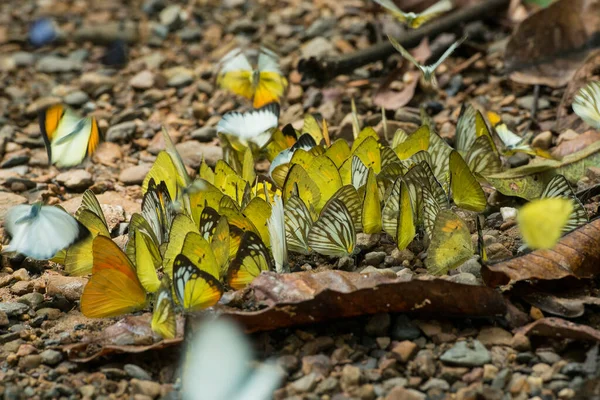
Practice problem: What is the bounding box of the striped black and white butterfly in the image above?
[307,198,356,257]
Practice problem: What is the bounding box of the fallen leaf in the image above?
[62,314,184,362]
[522,292,586,318]
[196,270,507,333]
[486,140,600,200]
[482,218,600,286]
[517,317,600,342]
[552,131,600,159]
[505,0,600,87]
[555,51,600,133]
[374,71,420,109]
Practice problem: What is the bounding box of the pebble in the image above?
[363,251,386,266]
[457,258,482,276]
[175,140,222,168]
[483,364,499,381]
[190,127,217,142]
[12,268,29,281]
[17,292,44,307]
[0,302,29,317]
[289,372,317,393]
[79,385,95,397]
[440,340,491,367]
[476,326,513,347]
[385,387,426,400]
[315,376,339,394]
[40,349,63,365]
[337,256,354,270]
[160,5,184,30]
[447,272,478,285]
[125,364,153,380]
[18,354,42,370]
[302,354,331,377]
[491,368,512,390]
[131,379,162,398]
[130,71,155,90]
[0,311,8,327]
[412,349,436,377]
[341,365,362,389]
[532,131,553,149]
[56,170,93,190]
[537,350,561,365]
[2,155,29,168]
[119,164,153,185]
[392,341,418,363]
[365,313,390,337]
[277,355,299,372]
[301,37,337,59]
[36,56,82,73]
[46,274,88,302]
[106,121,137,142]
[36,308,62,320]
[93,142,122,165]
[165,67,194,87]
[420,377,450,391]
[64,90,89,106]
[302,336,334,355]
[391,315,421,341]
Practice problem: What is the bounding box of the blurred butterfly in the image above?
[63,190,111,276]
[4,202,88,260]
[540,175,588,232]
[227,231,273,290]
[572,81,600,129]
[373,0,453,28]
[267,195,288,273]
[173,253,224,312]
[388,34,466,87]
[307,198,357,257]
[517,197,573,250]
[39,104,101,167]
[80,236,148,318]
[217,47,288,108]
[182,318,282,400]
[217,103,280,150]
[449,150,486,212]
[492,121,553,159]
[151,277,177,339]
[425,210,473,275]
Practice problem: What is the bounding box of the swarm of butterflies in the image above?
[3,25,599,341]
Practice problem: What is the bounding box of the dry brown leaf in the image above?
[505,0,600,87]
[199,270,507,333]
[552,131,600,159]
[374,71,420,109]
[482,218,600,287]
[517,317,600,342]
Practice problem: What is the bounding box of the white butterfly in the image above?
[217,103,280,149]
[572,81,600,129]
[4,202,87,259]
[182,318,282,400]
[307,198,356,257]
[388,34,467,87]
[268,133,316,178]
[267,195,288,273]
[374,0,453,28]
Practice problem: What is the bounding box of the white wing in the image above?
[257,48,282,74]
[419,0,453,17]
[51,110,93,167]
[219,48,253,73]
[5,204,81,259]
[267,195,288,273]
[572,81,600,129]
[388,36,424,74]
[217,104,279,148]
[428,34,467,70]
[495,124,525,149]
[373,0,405,15]
[351,156,369,189]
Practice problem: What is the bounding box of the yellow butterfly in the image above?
[572,81,600,129]
[39,104,101,167]
[425,210,473,275]
[282,164,321,216]
[80,236,148,318]
[163,213,199,277]
[382,178,416,250]
[227,231,273,290]
[306,154,343,211]
[307,198,356,257]
[151,277,177,339]
[361,168,382,234]
[217,47,288,108]
[173,253,223,312]
[394,125,430,160]
[517,197,573,250]
[374,0,453,28]
[476,215,488,264]
[449,150,486,212]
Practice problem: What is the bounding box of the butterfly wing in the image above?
[173,254,223,312]
[572,81,600,129]
[151,278,177,339]
[517,198,573,250]
[64,210,109,276]
[465,135,502,177]
[449,150,486,212]
[425,210,473,275]
[217,50,254,100]
[163,214,199,277]
[373,0,408,22]
[267,195,288,273]
[411,0,453,28]
[227,231,273,290]
[540,175,588,232]
[307,198,356,257]
[284,195,313,255]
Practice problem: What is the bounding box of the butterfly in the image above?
[151,277,177,339]
[374,0,453,28]
[388,34,467,87]
[163,214,199,278]
[476,215,488,264]
[382,178,416,250]
[425,210,473,275]
[361,168,382,234]
[181,318,282,400]
[517,197,573,250]
[217,103,280,150]
[491,121,553,159]
[449,150,486,212]
[269,133,317,185]
[284,194,313,255]
[572,81,600,129]
[307,198,357,257]
[142,178,177,247]
[4,202,88,260]
[267,195,288,273]
[227,231,273,290]
[217,47,288,108]
[540,175,588,232]
[63,190,111,276]
[173,253,224,312]
[80,236,148,318]
[39,104,101,167]
[393,125,430,160]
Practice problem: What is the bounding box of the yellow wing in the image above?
[394,125,430,160]
[163,213,199,277]
[518,198,573,250]
[64,209,110,276]
[218,70,254,100]
[134,230,161,294]
[425,210,473,275]
[242,197,272,247]
[143,151,179,201]
[325,139,351,168]
[306,155,343,211]
[282,164,321,216]
[179,232,221,280]
[173,254,223,312]
[211,217,231,280]
[227,231,273,290]
[449,151,486,212]
[151,278,177,339]
[396,180,416,250]
[362,168,382,234]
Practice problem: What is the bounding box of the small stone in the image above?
[392,341,418,363]
[119,164,152,185]
[315,376,339,394]
[447,272,478,285]
[420,378,450,391]
[64,90,89,106]
[106,121,137,142]
[532,131,553,150]
[536,350,561,365]
[125,364,153,380]
[18,354,42,370]
[457,258,482,276]
[558,388,575,399]
[365,313,390,337]
[159,5,184,30]
[190,127,217,142]
[277,355,299,373]
[517,95,550,110]
[385,387,426,400]
[376,337,390,349]
[131,379,162,398]
[36,56,82,73]
[412,349,436,378]
[511,333,531,351]
[56,170,93,190]
[0,311,8,327]
[93,142,122,165]
[130,71,155,90]
[391,315,421,340]
[0,302,29,317]
[341,365,362,388]
[477,327,513,347]
[302,336,334,355]
[175,141,221,168]
[40,349,63,365]
[356,233,380,249]
[165,67,194,87]
[17,292,43,307]
[302,354,331,377]
[301,37,337,59]
[337,256,354,270]
[79,385,95,397]
[36,308,62,320]
[491,368,512,390]
[440,340,491,367]
[289,372,317,393]
[46,274,88,302]
[12,268,30,281]
[364,251,386,266]
[483,364,499,381]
